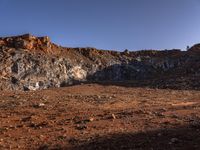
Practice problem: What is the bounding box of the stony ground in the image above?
[0,84,200,150]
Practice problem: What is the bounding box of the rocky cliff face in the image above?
[0,34,200,91]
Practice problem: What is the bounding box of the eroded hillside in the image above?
[0,34,200,91]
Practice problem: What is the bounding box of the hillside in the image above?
[0,34,200,91]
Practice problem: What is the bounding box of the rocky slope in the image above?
[0,34,200,91]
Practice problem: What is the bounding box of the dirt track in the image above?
[0,84,200,150]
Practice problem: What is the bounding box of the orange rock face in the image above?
[0,34,56,53]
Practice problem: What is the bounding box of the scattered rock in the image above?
[32,103,45,108]
[169,138,179,144]
[89,117,94,122]
[38,103,45,107]
[75,124,87,130]
[111,114,116,119]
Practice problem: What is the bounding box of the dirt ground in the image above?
[0,84,200,150]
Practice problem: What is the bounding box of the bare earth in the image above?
[0,84,200,150]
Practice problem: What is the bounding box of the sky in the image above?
[0,0,200,51]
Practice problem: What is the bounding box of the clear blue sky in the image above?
[0,0,200,51]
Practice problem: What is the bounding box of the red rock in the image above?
[0,34,54,53]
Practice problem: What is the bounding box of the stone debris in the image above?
[169,138,179,144]
[112,114,116,119]
[89,117,94,122]
[32,103,45,108]
[38,103,45,107]
[0,84,200,149]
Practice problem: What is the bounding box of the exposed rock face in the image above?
[0,34,59,54]
[0,34,200,91]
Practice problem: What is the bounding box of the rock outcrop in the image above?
[0,34,200,91]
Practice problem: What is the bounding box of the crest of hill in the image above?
[0,34,183,54]
[0,34,60,54]
[188,44,200,54]
[0,34,199,59]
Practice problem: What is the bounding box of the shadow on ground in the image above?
[73,125,200,150]
[38,124,200,150]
